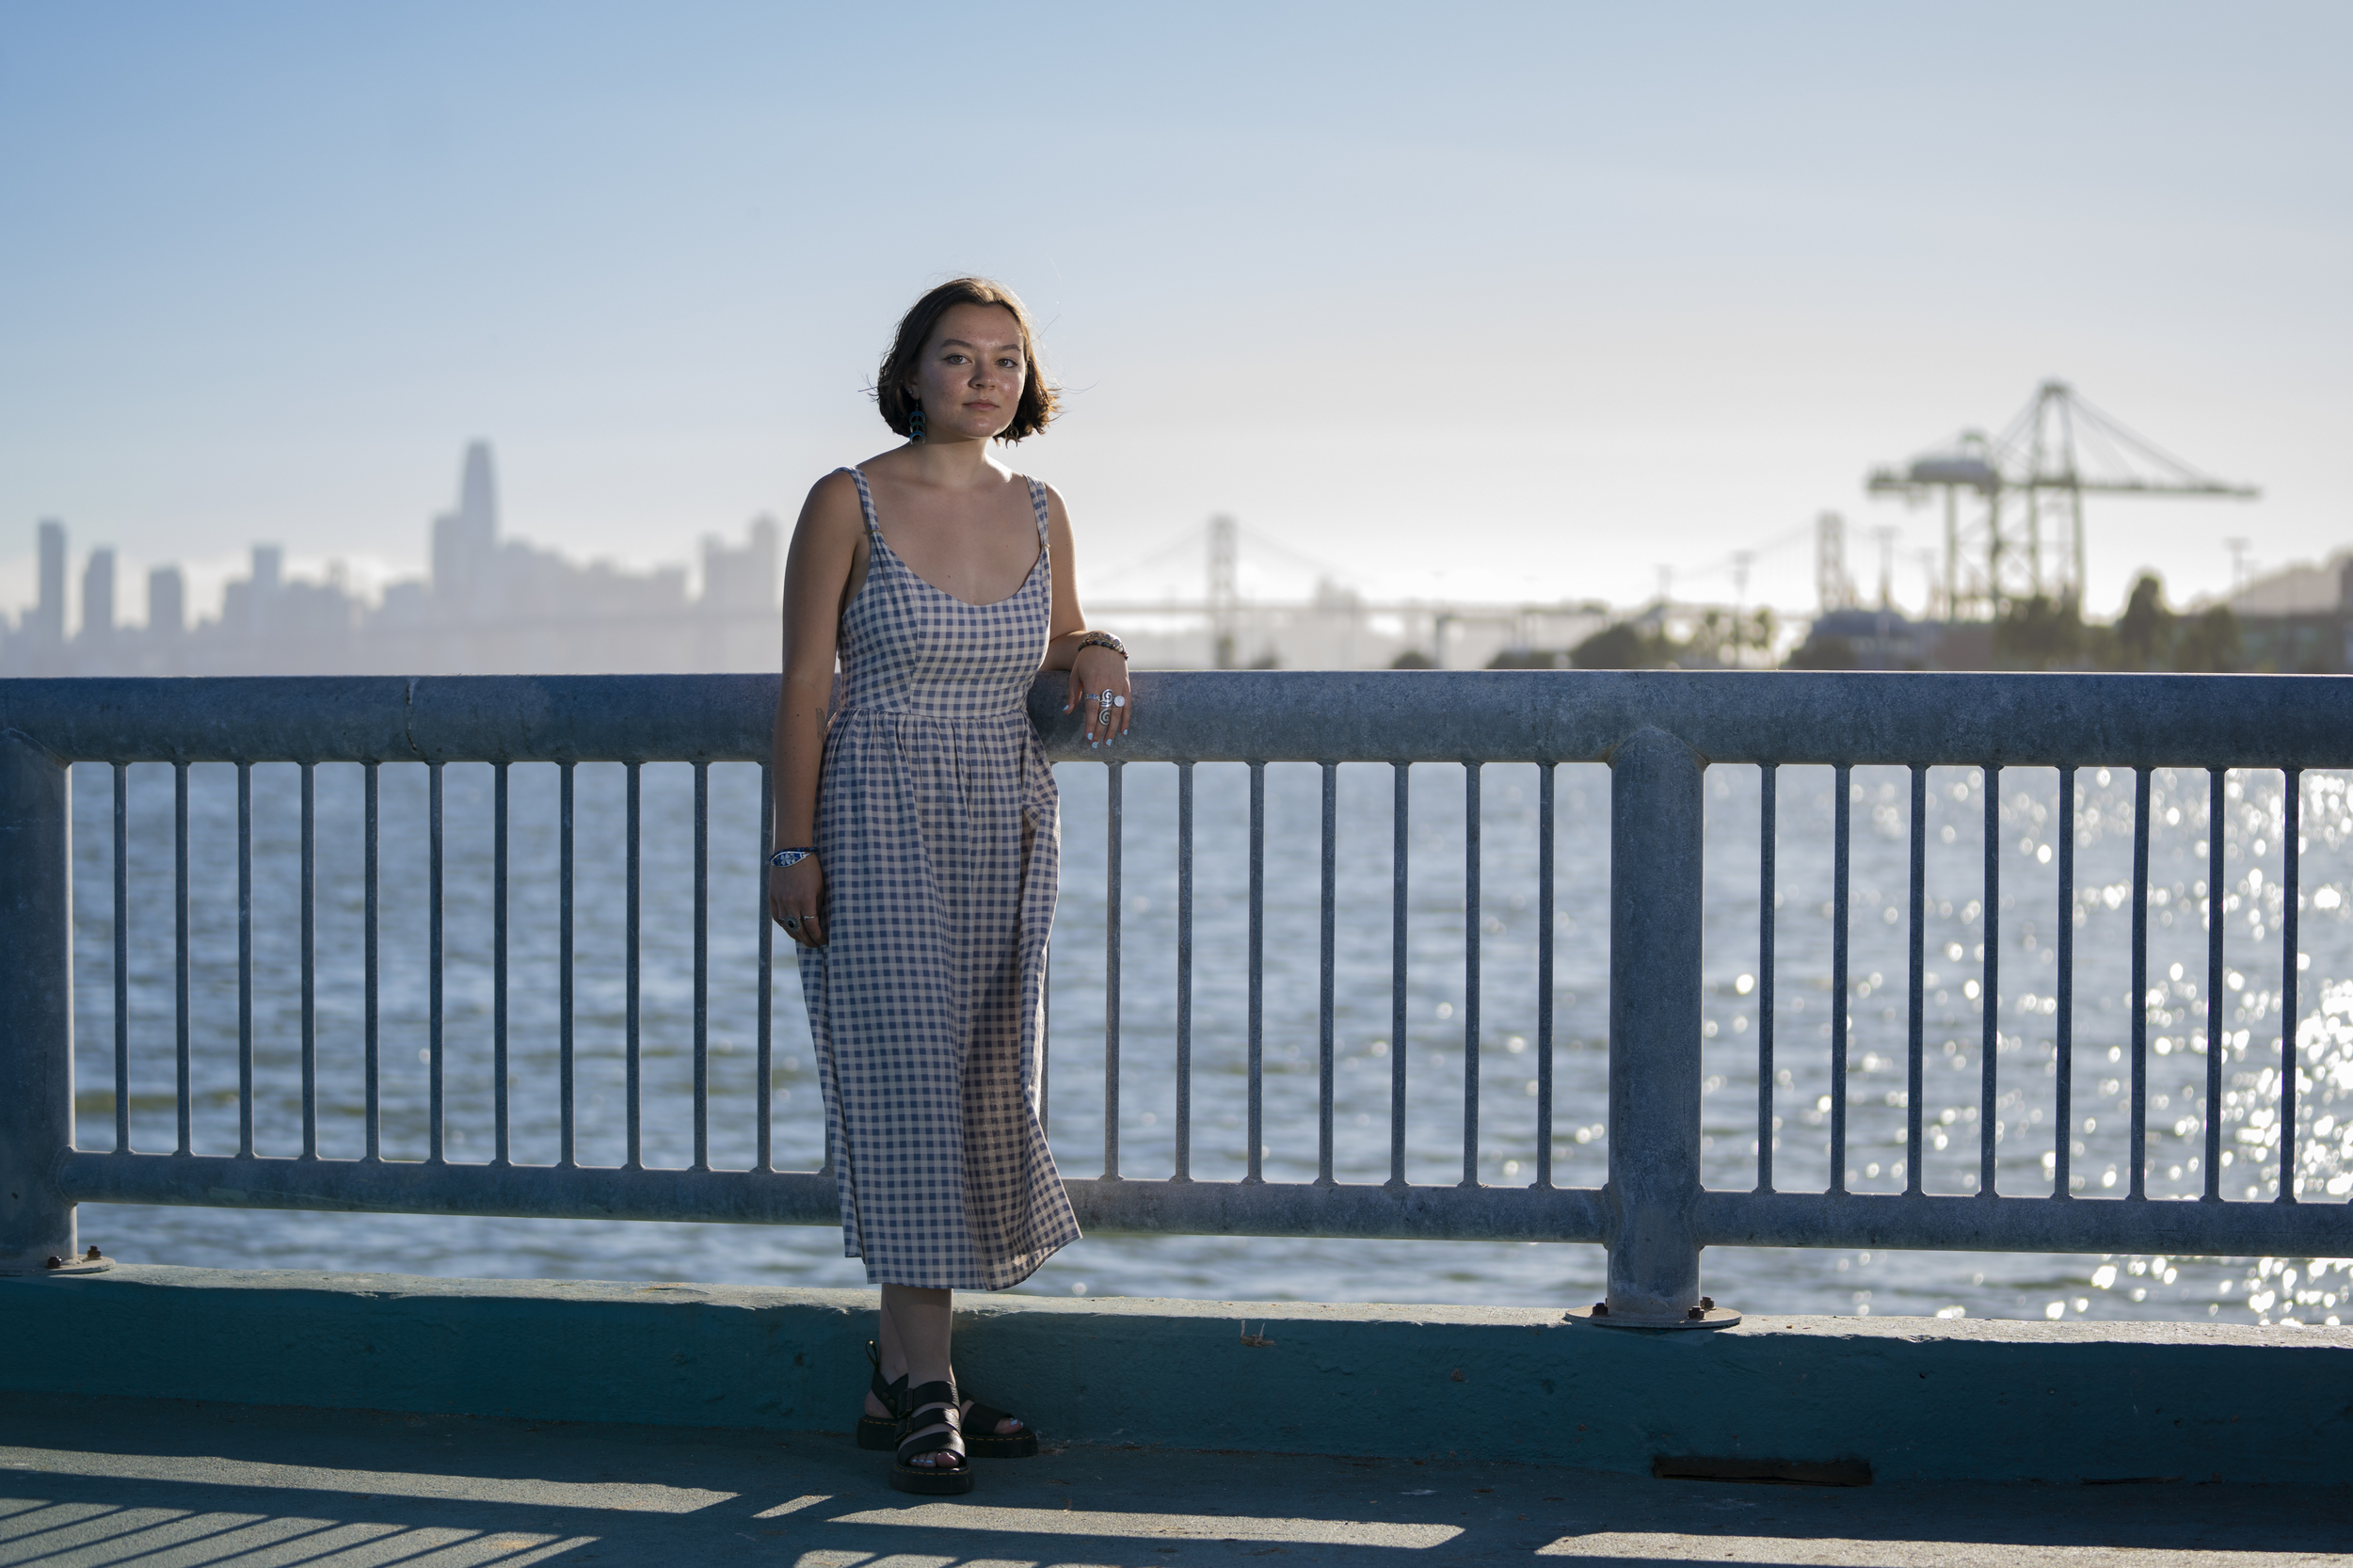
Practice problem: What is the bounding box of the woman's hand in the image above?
[768,856,827,947]
[1064,646,1132,746]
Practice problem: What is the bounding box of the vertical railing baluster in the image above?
[1104,759,1124,1182]
[559,760,576,1169]
[1317,760,1337,1186]
[2204,768,2226,1201]
[112,762,129,1154]
[362,761,379,1162]
[693,760,711,1173]
[1246,760,1265,1182]
[1175,760,1194,1181]
[2129,767,2151,1198]
[2054,768,2076,1198]
[427,760,444,1164]
[237,760,254,1160]
[1906,764,1926,1195]
[493,761,509,1167]
[1830,762,1850,1192]
[1978,764,2000,1195]
[2280,768,2301,1203]
[626,760,642,1170]
[1462,762,1481,1187]
[1537,762,1557,1189]
[1041,942,1052,1142]
[1389,760,1409,1187]
[1755,762,1777,1193]
[175,761,192,1158]
[300,761,317,1160]
[757,762,775,1174]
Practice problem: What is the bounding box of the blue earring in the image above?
[909,405,925,443]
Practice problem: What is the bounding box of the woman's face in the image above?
[907,303,1028,442]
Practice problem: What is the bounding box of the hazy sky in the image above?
[4,3,2346,627]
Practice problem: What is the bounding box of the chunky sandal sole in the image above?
[888,1459,975,1495]
[861,1414,1034,1458]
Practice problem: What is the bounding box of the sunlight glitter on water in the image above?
[63,758,2353,1321]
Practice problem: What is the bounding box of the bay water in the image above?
[67,755,2353,1323]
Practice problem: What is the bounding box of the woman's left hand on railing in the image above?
[1066,646,1132,746]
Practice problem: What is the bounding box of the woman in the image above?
[767,278,1131,1495]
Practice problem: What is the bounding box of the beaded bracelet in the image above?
[1074,630,1128,660]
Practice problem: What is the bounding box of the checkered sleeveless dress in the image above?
[799,466,1080,1290]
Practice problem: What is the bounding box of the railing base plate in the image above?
[1563,1304,1741,1330]
[0,1252,113,1280]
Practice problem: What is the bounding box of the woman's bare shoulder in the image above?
[796,468,866,535]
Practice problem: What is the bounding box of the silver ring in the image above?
[784,917,801,931]
[1112,695,1127,708]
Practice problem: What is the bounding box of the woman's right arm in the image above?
[768,472,865,945]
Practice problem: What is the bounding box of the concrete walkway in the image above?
[0,1393,2345,1567]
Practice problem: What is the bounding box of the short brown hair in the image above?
[875,278,1057,442]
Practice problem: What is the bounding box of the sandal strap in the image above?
[864,1341,907,1417]
[896,1423,966,1464]
[963,1397,1018,1432]
[896,1384,965,1464]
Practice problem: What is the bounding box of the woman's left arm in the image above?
[1037,486,1134,746]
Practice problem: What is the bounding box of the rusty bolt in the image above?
[1592,1301,1609,1317]
[43,1256,62,1270]
[1688,1304,1705,1320]
[85,1245,102,1261]
[1699,1296,1715,1311]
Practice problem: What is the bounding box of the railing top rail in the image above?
[4,669,2352,768]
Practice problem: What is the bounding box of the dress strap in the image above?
[844,467,883,541]
[1025,477,1050,543]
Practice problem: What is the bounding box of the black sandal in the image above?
[888,1379,974,1495]
[856,1342,909,1452]
[856,1342,1039,1460]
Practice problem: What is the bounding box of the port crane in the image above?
[1865,380,2257,619]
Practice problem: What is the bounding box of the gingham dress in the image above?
[798,466,1080,1290]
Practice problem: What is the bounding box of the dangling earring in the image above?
[908,404,925,443]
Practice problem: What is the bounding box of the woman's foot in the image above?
[864,1375,1025,1440]
[888,1380,974,1494]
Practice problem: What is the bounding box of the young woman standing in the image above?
[767,279,1131,1494]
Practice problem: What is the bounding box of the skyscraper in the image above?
[81,548,115,641]
[431,440,500,618]
[149,566,185,637]
[32,520,66,645]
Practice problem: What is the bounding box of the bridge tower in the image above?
[1208,514,1239,668]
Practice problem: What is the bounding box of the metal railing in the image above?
[3,672,2350,1320]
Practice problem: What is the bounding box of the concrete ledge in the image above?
[4,1265,2349,1485]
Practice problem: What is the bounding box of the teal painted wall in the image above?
[5,1266,2348,1484]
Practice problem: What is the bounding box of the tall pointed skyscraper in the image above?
[431,440,501,617]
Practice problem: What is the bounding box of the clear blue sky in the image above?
[3,2,2345,625]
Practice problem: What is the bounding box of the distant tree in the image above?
[1248,648,1282,669]
[1782,634,1857,670]
[1993,594,2085,670]
[2115,574,2174,669]
[1486,647,1561,669]
[1571,622,1652,669]
[2173,604,2242,673]
[1389,648,1436,669]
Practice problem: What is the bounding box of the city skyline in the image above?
[3,6,2346,623]
[2,440,782,675]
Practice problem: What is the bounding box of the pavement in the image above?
[0,1392,2345,1567]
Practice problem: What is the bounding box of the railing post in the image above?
[1598,725,1720,1325]
[0,729,87,1275]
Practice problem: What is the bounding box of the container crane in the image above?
[1865,380,2257,620]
